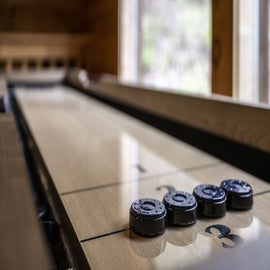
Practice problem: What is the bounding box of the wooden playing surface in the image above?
[15,85,270,269]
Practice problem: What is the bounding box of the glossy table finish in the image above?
[15,85,270,269]
[16,86,219,194]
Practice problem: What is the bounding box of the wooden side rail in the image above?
[0,114,49,269]
[0,74,7,96]
[96,81,270,154]
[65,69,270,181]
[67,71,270,154]
[0,74,7,112]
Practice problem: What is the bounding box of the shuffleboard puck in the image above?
[220,179,253,210]
[163,191,197,226]
[129,198,166,237]
[193,184,226,218]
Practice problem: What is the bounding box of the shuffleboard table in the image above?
[10,77,270,269]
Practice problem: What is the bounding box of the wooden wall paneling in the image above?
[0,114,49,269]
[0,33,92,45]
[0,0,92,32]
[0,0,118,75]
[87,0,118,75]
[212,0,233,96]
[0,33,92,72]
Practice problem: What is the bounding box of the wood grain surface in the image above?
[15,86,218,194]
[81,192,270,270]
[0,0,118,75]
[82,192,270,270]
[0,114,48,269]
[0,0,92,32]
[14,84,270,269]
[61,165,270,241]
[87,0,118,74]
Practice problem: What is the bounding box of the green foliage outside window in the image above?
[140,0,211,95]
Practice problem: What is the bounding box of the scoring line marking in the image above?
[80,228,129,243]
[254,189,270,197]
[60,161,221,196]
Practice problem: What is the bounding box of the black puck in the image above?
[129,198,166,237]
[163,191,197,226]
[193,184,226,218]
[220,179,253,210]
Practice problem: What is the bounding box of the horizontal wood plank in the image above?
[0,33,92,45]
[0,2,92,32]
[0,33,92,72]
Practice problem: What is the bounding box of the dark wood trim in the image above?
[211,0,233,96]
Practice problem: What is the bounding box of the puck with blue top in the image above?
[129,198,166,237]
[220,179,253,210]
[163,191,197,226]
[193,184,226,218]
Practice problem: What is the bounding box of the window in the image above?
[234,0,269,104]
[120,0,211,96]
[120,0,270,104]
